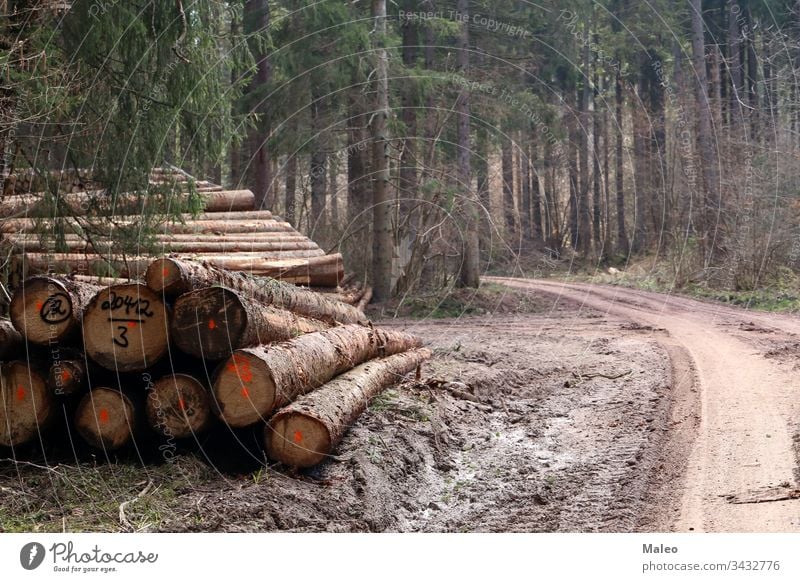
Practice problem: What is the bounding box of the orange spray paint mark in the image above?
[226,354,253,383]
[99,409,110,424]
[61,370,71,384]
[293,431,303,444]
[36,302,43,311]
[162,267,169,277]
[15,386,25,402]
[240,387,250,399]
[208,319,216,330]
[178,398,186,411]
[127,321,136,328]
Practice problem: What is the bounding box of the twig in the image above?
[119,480,154,531]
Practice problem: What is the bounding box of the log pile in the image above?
[1,168,345,288]
[0,258,429,470]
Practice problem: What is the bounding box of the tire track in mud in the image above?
[490,277,800,532]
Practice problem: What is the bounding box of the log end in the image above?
[172,287,249,360]
[47,360,86,397]
[146,374,212,439]
[10,276,77,345]
[212,351,276,427]
[82,284,169,372]
[145,257,185,297]
[75,388,136,450]
[0,361,52,447]
[264,412,331,468]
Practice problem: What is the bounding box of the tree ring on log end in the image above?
[264,412,332,468]
[10,277,76,345]
[75,388,136,450]
[172,287,249,360]
[0,361,52,447]
[82,284,169,372]
[212,352,276,427]
[146,374,212,438]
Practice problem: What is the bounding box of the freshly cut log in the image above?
[74,387,138,450]
[148,258,365,323]
[0,189,255,217]
[82,284,169,372]
[195,253,344,287]
[171,286,327,360]
[48,359,89,397]
[10,276,101,345]
[213,324,422,427]
[0,217,295,235]
[145,373,212,439]
[0,361,53,447]
[5,236,323,257]
[265,348,431,467]
[11,253,151,280]
[0,319,23,359]
[69,274,134,286]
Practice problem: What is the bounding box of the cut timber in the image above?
[171,286,327,360]
[194,253,344,287]
[0,361,53,447]
[10,276,101,345]
[357,287,373,311]
[69,274,134,286]
[11,253,151,280]
[1,217,295,235]
[74,387,137,450]
[213,324,422,427]
[265,348,431,467]
[145,373,212,439]
[82,284,169,372]
[0,189,255,217]
[48,359,88,397]
[0,319,23,359]
[148,258,365,323]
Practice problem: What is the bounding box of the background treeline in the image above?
[4,0,800,299]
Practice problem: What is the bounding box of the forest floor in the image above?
[1,279,799,532]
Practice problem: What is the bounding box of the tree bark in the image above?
[399,2,419,216]
[171,286,328,360]
[284,149,297,226]
[578,39,592,254]
[82,284,169,372]
[213,324,422,427]
[520,139,532,240]
[310,82,327,233]
[147,257,366,323]
[10,276,100,346]
[593,71,602,251]
[265,348,431,467]
[245,0,272,209]
[501,139,516,236]
[530,128,543,242]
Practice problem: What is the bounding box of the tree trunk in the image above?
[476,125,491,250]
[285,150,297,226]
[593,71,602,251]
[632,77,648,253]
[171,286,328,360]
[10,276,100,346]
[691,0,721,258]
[578,40,592,255]
[568,89,580,250]
[82,284,169,372]
[146,373,213,439]
[530,129,543,242]
[520,138,532,240]
[501,139,516,236]
[744,4,759,138]
[728,0,745,126]
[245,0,272,209]
[0,360,53,447]
[0,319,22,359]
[213,324,422,427]
[456,0,479,288]
[310,82,328,233]
[399,3,419,216]
[371,0,393,301]
[615,67,629,254]
[265,347,431,467]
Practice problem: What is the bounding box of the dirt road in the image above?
[490,277,800,532]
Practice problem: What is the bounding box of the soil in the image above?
[1,278,798,532]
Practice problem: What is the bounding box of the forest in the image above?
[3,0,800,304]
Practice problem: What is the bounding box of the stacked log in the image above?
[0,258,427,469]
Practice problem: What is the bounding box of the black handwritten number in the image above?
[113,325,129,348]
[100,292,153,318]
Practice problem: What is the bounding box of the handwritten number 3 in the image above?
[114,325,129,348]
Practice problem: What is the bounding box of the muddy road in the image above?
[491,277,800,532]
